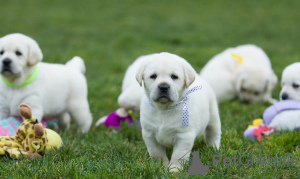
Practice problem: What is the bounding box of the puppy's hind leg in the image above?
[57,112,71,130]
[67,99,92,133]
[118,87,142,113]
[204,100,221,149]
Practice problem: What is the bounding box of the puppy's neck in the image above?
[3,65,37,86]
[152,101,177,110]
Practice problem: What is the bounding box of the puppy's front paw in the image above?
[169,164,181,173]
[267,97,278,104]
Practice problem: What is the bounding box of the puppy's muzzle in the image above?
[155,83,171,103]
[241,98,251,104]
[2,58,12,72]
[281,93,288,100]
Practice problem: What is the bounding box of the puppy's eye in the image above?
[171,74,178,80]
[241,87,247,92]
[15,51,22,56]
[292,83,299,89]
[150,74,157,79]
[254,91,260,96]
[0,50,3,55]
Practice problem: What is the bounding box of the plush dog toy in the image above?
[244,100,300,141]
[0,104,62,159]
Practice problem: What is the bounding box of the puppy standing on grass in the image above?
[136,52,221,172]
[200,44,278,104]
[0,33,92,133]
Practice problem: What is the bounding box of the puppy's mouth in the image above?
[1,67,13,74]
[155,95,172,103]
[1,68,20,78]
[241,99,251,104]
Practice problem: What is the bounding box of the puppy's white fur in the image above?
[117,56,148,113]
[95,55,147,126]
[137,52,221,172]
[280,63,300,101]
[200,44,277,103]
[269,63,300,131]
[0,33,92,133]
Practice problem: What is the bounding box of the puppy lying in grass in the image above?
[200,44,277,104]
[267,62,300,131]
[136,52,221,172]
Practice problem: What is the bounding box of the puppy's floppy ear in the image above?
[27,38,43,66]
[265,71,278,92]
[184,64,196,88]
[135,63,145,87]
[235,72,246,92]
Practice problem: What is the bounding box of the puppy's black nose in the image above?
[2,58,12,66]
[281,93,288,100]
[158,84,170,93]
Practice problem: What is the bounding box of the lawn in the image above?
[0,0,300,178]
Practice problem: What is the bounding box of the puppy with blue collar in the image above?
[136,52,221,172]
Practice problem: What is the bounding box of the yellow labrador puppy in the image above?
[0,33,92,133]
[136,52,221,172]
[200,44,277,103]
[268,62,300,131]
[280,63,300,101]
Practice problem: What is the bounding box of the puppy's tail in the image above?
[66,56,86,74]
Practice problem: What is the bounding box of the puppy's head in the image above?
[280,63,300,101]
[235,66,277,103]
[136,53,196,105]
[0,33,43,80]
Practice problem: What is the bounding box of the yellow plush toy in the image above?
[0,104,62,159]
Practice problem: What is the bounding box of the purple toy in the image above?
[244,100,300,140]
[104,111,133,128]
[263,100,300,125]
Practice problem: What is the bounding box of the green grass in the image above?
[1,0,300,178]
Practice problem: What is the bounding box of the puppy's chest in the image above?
[153,111,183,147]
[156,127,179,147]
[0,87,37,114]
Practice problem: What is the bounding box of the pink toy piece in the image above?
[105,111,133,128]
[1,116,57,136]
[0,127,13,136]
[253,124,274,142]
[263,100,300,125]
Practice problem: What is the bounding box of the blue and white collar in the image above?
[148,85,202,127]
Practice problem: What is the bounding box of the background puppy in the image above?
[280,63,300,101]
[137,52,221,172]
[0,33,92,133]
[200,44,277,103]
[95,55,149,126]
[269,63,300,131]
